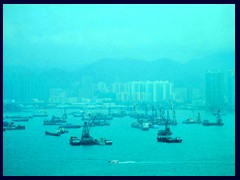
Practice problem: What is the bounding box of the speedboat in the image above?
[108,160,119,164]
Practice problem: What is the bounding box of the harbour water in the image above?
[3,109,235,176]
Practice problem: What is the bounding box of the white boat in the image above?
[108,160,119,164]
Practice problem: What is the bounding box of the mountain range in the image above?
[71,52,234,87]
[4,52,235,89]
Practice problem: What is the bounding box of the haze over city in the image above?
[4,4,234,69]
[3,4,235,176]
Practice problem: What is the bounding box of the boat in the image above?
[70,122,111,146]
[69,136,81,145]
[59,123,81,129]
[43,112,67,125]
[5,115,32,119]
[142,122,150,131]
[6,122,25,130]
[12,118,29,122]
[108,160,119,164]
[3,121,9,127]
[157,136,182,143]
[202,110,224,126]
[99,138,113,145]
[158,120,172,136]
[43,121,62,125]
[105,139,113,145]
[45,131,61,136]
[182,113,202,124]
[57,127,69,134]
[5,115,22,119]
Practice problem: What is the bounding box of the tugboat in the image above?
[157,136,182,143]
[158,120,172,136]
[202,110,224,126]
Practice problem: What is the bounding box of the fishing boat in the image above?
[157,136,182,143]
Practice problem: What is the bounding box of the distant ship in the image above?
[202,110,224,126]
[45,131,61,136]
[43,110,68,125]
[45,127,68,136]
[182,113,202,124]
[158,120,172,136]
[157,136,182,143]
[12,118,29,122]
[142,122,150,131]
[59,123,81,128]
[70,122,112,146]
[6,122,25,130]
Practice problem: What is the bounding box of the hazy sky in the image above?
[3,4,235,69]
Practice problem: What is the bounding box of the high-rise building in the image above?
[80,76,93,99]
[205,70,226,108]
[226,70,235,109]
[153,81,163,102]
[145,81,153,102]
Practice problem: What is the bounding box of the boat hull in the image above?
[45,131,61,136]
[157,137,182,143]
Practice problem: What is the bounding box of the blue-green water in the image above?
[3,110,235,176]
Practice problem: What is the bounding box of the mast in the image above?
[197,113,201,122]
[217,110,222,124]
[172,110,177,124]
[81,122,90,140]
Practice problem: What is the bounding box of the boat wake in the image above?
[118,161,136,164]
